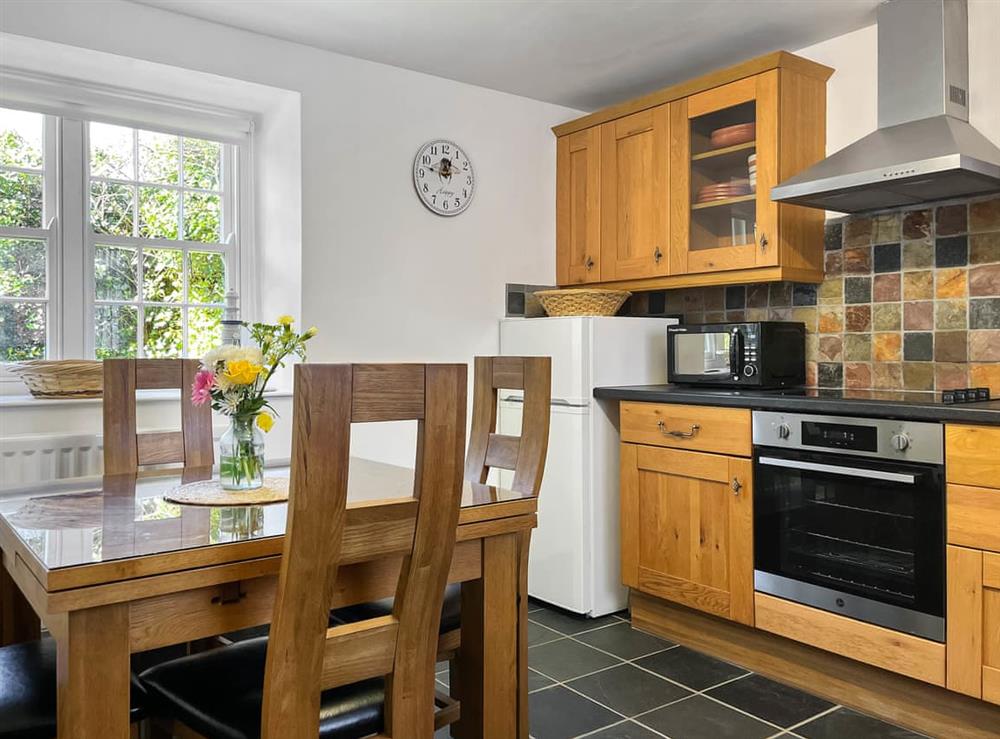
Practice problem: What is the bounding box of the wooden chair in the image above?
[102,358,214,474]
[139,363,468,738]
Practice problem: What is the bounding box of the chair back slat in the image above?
[261,363,467,738]
[102,359,214,474]
[464,356,551,495]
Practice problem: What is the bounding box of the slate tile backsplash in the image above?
[628,194,1000,392]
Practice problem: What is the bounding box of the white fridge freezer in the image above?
[497,316,677,616]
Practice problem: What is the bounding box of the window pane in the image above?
[90,122,134,179]
[95,304,137,359]
[90,181,134,236]
[94,245,138,301]
[189,307,222,357]
[183,192,220,243]
[0,238,46,298]
[138,187,179,239]
[0,108,43,168]
[142,248,183,302]
[189,251,225,304]
[183,137,220,190]
[138,130,179,184]
[0,171,43,228]
[143,305,182,357]
[1,301,45,360]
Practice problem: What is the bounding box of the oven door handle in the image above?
[757,456,917,484]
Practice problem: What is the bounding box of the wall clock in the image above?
[413,139,475,216]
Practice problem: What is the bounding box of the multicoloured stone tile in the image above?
[819,277,844,304]
[935,267,967,299]
[902,209,931,240]
[844,333,872,362]
[903,332,933,361]
[936,236,969,267]
[843,247,872,274]
[902,271,934,300]
[903,301,933,330]
[818,335,843,362]
[873,273,901,302]
[844,276,872,304]
[768,282,793,307]
[791,306,818,332]
[935,331,968,363]
[824,221,843,251]
[902,239,935,270]
[873,332,902,362]
[873,303,902,331]
[969,331,1000,362]
[818,306,844,334]
[818,362,844,388]
[935,204,968,236]
[873,362,903,389]
[903,362,935,391]
[969,264,1000,297]
[874,213,901,244]
[746,284,769,309]
[873,243,901,273]
[845,362,873,389]
[970,298,1000,329]
[845,217,873,247]
[970,196,1000,232]
[970,233,1000,265]
[845,305,872,333]
[970,363,1000,394]
[935,299,968,330]
[935,362,970,390]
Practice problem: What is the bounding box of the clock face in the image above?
[413,140,475,216]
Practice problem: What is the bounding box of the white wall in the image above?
[0,0,582,466]
[794,0,1000,154]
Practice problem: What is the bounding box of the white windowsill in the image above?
[0,388,293,408]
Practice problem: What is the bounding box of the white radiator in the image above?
[0,433,104,489]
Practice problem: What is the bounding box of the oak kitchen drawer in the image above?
[946,424,1000,489]
[620,402,751,457]
[948,484,1000,553]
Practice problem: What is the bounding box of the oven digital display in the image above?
[801,421,878,452]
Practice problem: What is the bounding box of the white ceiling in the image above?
[131,0,881,111]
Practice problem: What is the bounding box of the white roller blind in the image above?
[0,67,254,145]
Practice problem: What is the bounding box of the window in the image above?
[0,108,56,361]
[0,106,240,365]
[88,122,233,358]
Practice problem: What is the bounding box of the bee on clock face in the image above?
[413,140,475,216]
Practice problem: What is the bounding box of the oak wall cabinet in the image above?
[554,52,832,291]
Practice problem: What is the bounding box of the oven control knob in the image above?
[743,365,757,377]
[891,433,911,452]
[776,423,792,440]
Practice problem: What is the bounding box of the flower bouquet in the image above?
[191,316,316,490]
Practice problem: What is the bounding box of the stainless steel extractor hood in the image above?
[771,0,1000,214]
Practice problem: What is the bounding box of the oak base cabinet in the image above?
[620,443,754,626]
[947,546,1000,705]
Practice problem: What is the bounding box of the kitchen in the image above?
[1,1,1000,738]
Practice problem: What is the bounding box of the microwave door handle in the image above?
[729,329,742,377]
[757,456,917,485]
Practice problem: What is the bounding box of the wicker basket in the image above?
[10,360,104,399]
[534,289,632,317]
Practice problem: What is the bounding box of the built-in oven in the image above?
[752,410,945,642]
[666,322,806,388]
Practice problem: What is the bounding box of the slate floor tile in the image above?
[580,720,665,738]
[528,668,555,693]
[637,695,774,739]
[529,606,622,635]
[573,622,674,660]
[567,663,691,716]
[529,686,621,739]
[705,673,834,728]
[529,621,564,647]
[634,645,748,690]
[529,638,623,681]
[796,707,927,738]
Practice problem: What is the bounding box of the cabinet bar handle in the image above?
[657,420,700,439]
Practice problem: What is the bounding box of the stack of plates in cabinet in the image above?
[748,153,757,192]
[696,178,751,204]
[708,122,755,149]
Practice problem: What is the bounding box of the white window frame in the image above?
[0,114,60,360]
[80,120,239,359]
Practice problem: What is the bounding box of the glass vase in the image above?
[219,415,264,490]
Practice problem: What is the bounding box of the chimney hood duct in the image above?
[771,0,1000,214]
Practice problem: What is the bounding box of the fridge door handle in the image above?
[501,395,585,408]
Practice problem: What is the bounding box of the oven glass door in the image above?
[754,447,944,622]
[671,331,733,378]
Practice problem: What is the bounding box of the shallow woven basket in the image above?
[10,360,104,399]
[535,289,632,317]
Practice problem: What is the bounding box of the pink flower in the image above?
[191,370,215,406]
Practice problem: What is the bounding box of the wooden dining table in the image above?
[0,459,537,738]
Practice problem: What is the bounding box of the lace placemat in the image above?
[164,477,289,506]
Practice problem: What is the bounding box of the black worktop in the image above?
[593,385,1000,425]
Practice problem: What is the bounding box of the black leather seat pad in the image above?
[0,638,145,739]
[331,582,462,633]
[139,636,384,739]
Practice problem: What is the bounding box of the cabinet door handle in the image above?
[585,256,595,270]
[731,478,743,496]
[657,420,700,439]
[654,246,663,263]
[754,223,768,252]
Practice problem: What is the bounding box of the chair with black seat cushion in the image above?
[140,363,468,738]
[0,637,147,739]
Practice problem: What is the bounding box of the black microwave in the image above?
[666,322,805,388]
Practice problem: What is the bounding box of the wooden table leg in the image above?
[455,532,521,738]
[1,557,41,645]
[57,603,131,739]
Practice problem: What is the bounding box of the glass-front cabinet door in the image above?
[669,72,779,275]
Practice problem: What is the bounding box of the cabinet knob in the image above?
[654,246,663,263]
[657,420,700,439]
[731,478,743,496]
[585,256,594,270]
[754,223,768,252]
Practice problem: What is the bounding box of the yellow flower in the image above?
[223,359,263,385]
[303,326,318,338]
[256,412,274,433]
[277,315,294,326]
